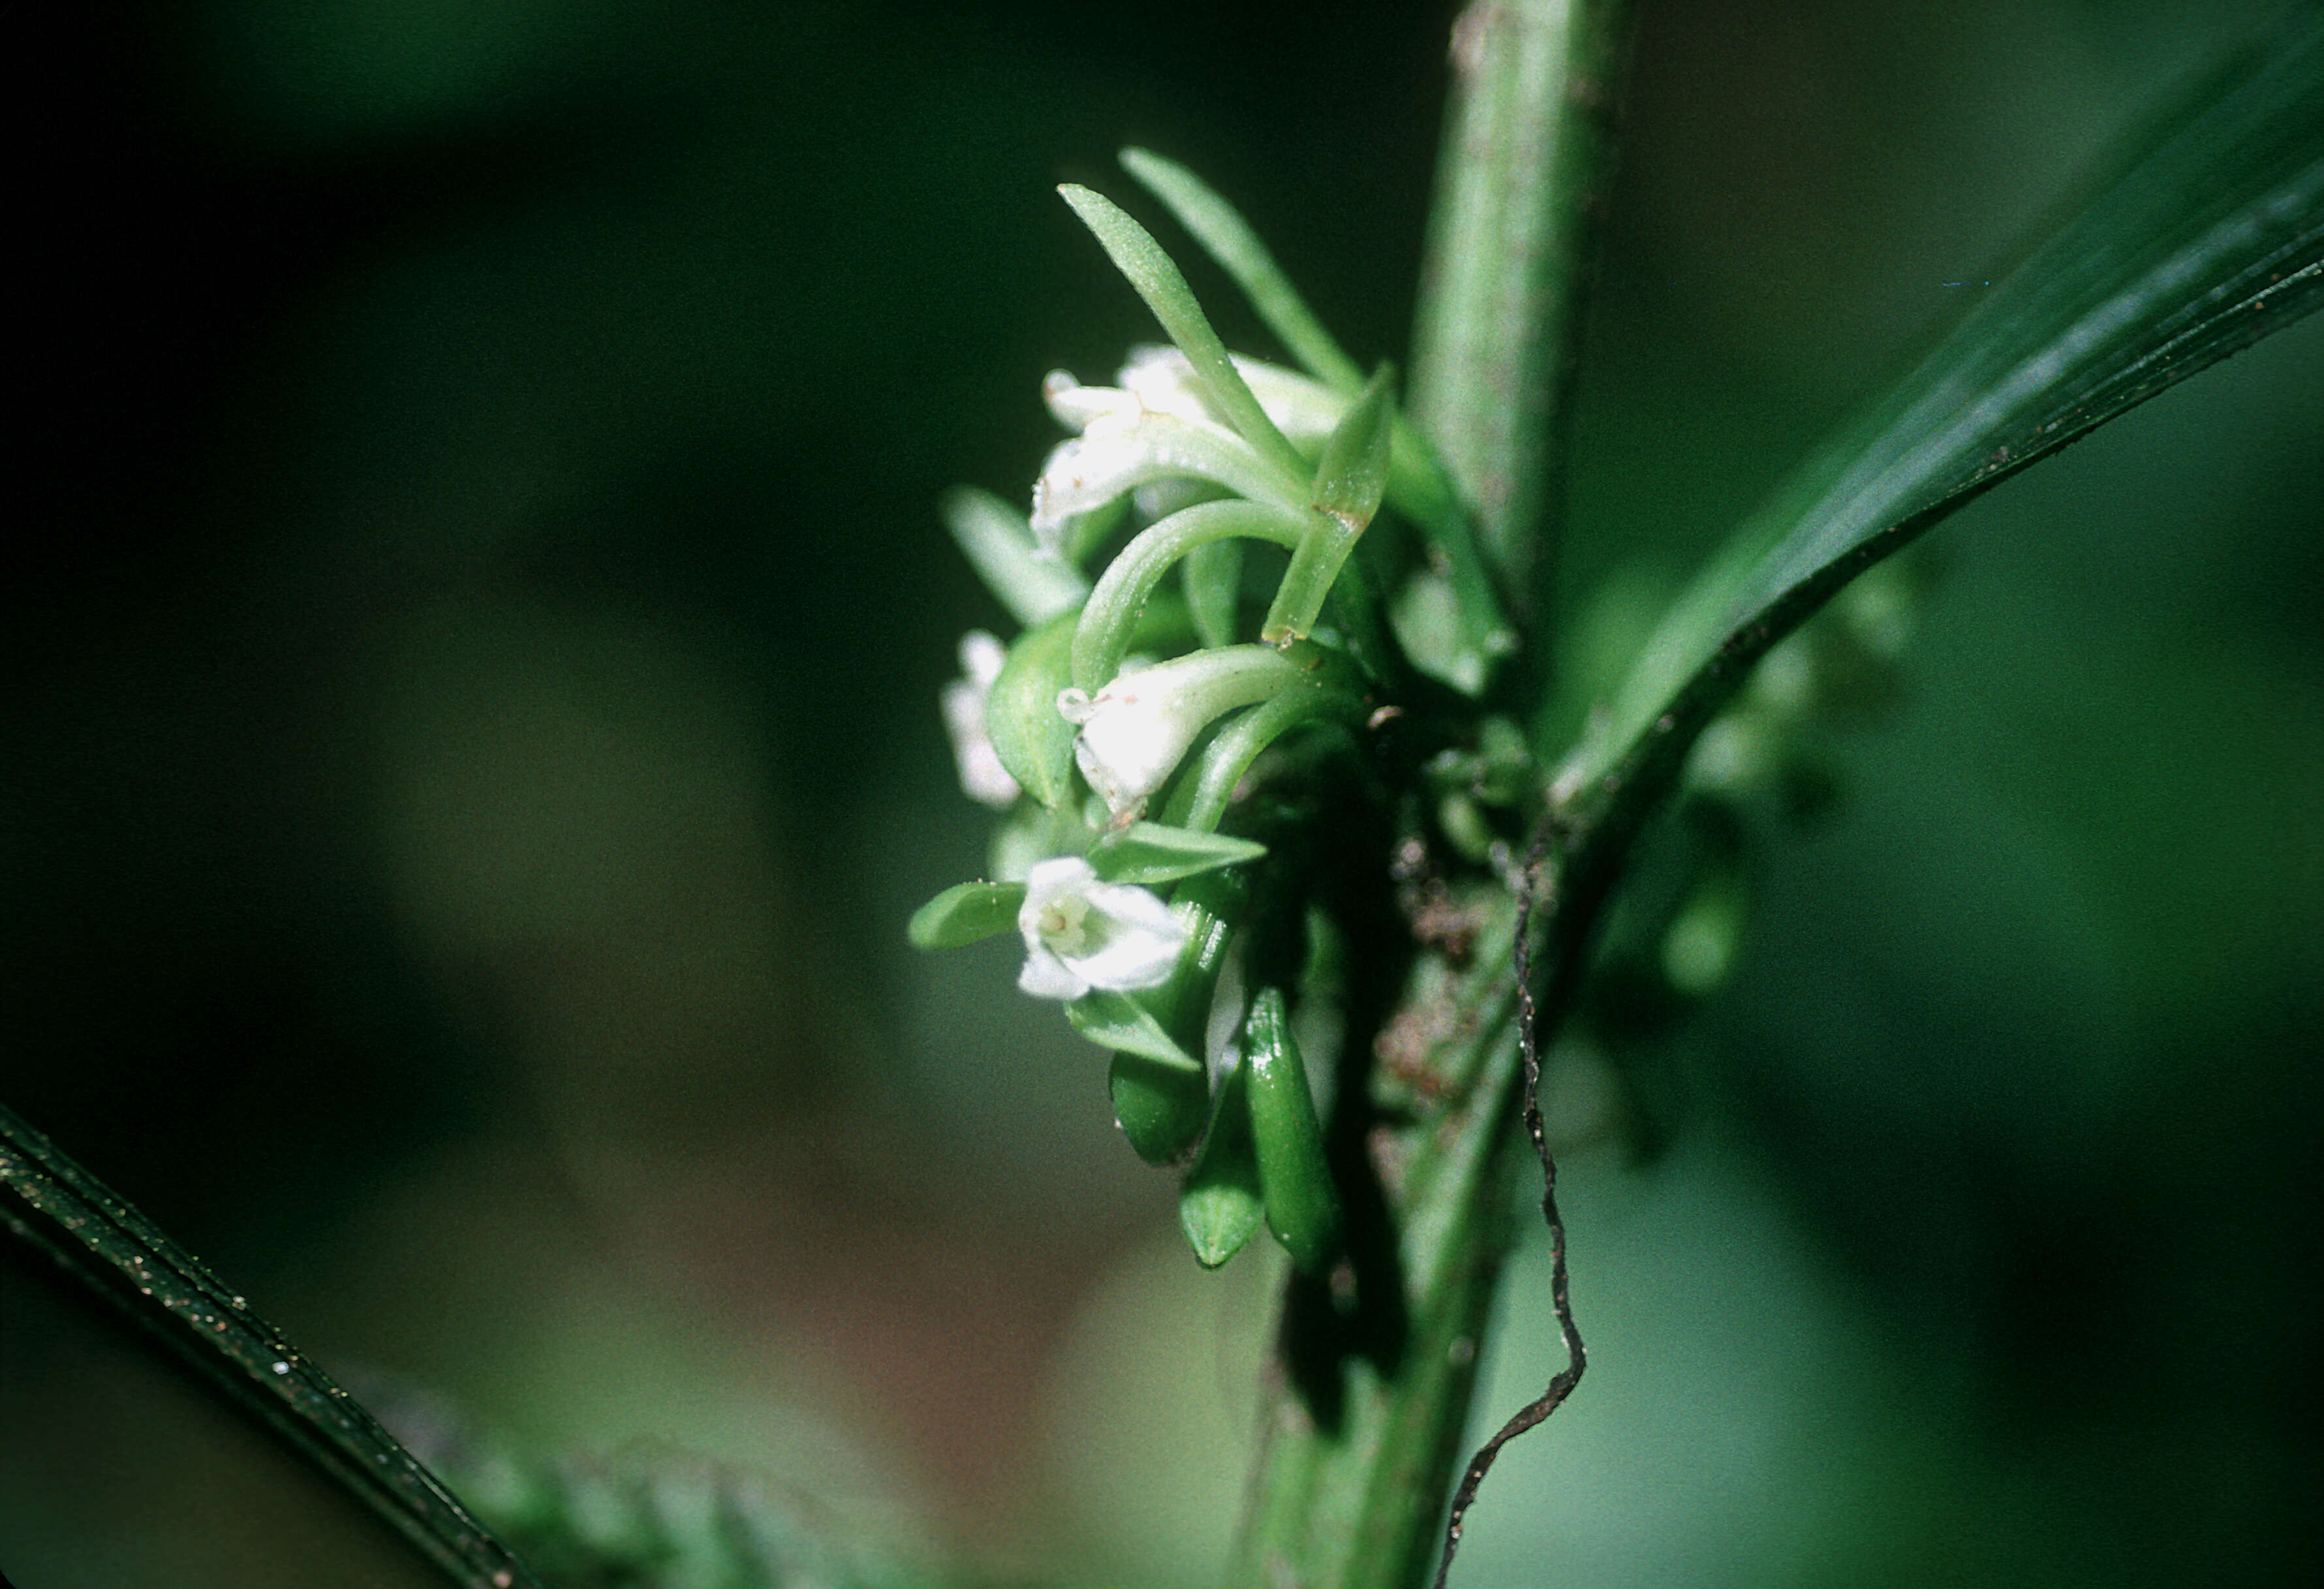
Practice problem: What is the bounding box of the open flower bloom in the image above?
[1017,856,1188,1000]
[940,630,1020,809]
[1058,643,1307,817]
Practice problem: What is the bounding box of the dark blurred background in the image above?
[2,3,2317,1586]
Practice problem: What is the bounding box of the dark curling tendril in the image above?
[1432,816,1587,1589]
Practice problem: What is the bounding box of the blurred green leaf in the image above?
[1109,1049,1214,1165]
[1566,12,2324,823]
[1119,146,1365,394]
[986,608,1082,809]
[940,487,1088,627]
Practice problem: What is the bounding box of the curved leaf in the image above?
[1564,12,2324,825]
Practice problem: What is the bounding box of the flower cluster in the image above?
[907,153,1518,1272]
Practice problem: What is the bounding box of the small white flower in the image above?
[1057,643,1305,817]
[1116,345,1346,449]
[1030,370,1307,549]
[1016,856,1187,1000]
[940,630,1019,809]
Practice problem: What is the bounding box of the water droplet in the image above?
[271,1361,290,1375]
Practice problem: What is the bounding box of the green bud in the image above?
[1243,987,1342,1274]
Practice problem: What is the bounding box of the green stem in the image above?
[1407,0,1636,615]
[1228,3,1638,1586]
[0,1102,542,1589]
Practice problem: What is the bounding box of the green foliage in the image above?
[1564,10,2324,823]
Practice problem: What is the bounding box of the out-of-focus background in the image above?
[3,3,2317,1586]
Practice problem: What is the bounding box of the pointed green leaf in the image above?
[1068,989,1202,1070]
[1262,365,1394,645]
[1311,364,1397,533]
[1179,1062,1263,1268]
[940,486,1088,626]
[906,880,1027,950]
[1089,822,1268,887]
[1120,147,1365,394]
[1566,12,2324,830]
[985,607,1081,808]
[1057,184,1311,482]
[1117,150,1515,679]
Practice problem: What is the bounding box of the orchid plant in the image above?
[3,3,2320,1588]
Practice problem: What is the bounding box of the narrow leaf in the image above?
[1068,989,1203,1070]
[985,608,1081,808]
[1568,12,2324,824]
[1089,822,1268,886]
[1115,150,1515,675]
[906,880,1026,949]
[0,1103,542,1588]
[1057,184,1312,481]
[1073,497,1306,693]
[941,486,1088,625]
[1120,147,1365,393]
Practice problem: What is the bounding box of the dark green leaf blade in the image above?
[1568,12,2324,809]
[0,1103,543,1588]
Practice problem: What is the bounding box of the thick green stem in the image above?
[1227,4,1637,1586]
[1408,0,1635,615]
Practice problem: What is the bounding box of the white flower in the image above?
[940,631,1019,809]
[1030,369,1307,549]
[1057,643,1305,817]
[1016,856,1187,1000]
[1115,345,1346,448]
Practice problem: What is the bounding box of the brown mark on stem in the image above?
[1431,816,1586,1589]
